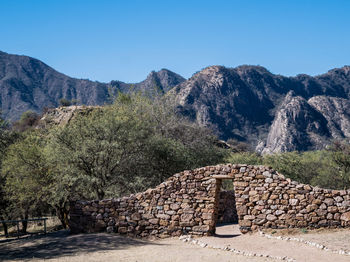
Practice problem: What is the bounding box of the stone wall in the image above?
[69,164,350,237]
[69,168,221,237]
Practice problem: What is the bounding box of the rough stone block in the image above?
[341,212,350,222]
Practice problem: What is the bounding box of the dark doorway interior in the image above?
[217,190,238,224]
[214,179,239,237]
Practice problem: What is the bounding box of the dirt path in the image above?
[199,224,350,262]
[0,226,349,262]
[0,230,275,262]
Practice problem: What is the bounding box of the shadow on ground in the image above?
[214,223,241,238]
[0,230,161,261]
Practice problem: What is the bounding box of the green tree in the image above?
[327,141,350,189]
[59,98,72,107]
[0,116,18,236]
[48,93,227,199]
[2,131,51,233]
[13,111,40,132]
[226,152,263,165]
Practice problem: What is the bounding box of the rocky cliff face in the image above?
[0,51,184,120]
[258,92,331,154]
[171,65,350,153]
[308,96,350,139]
[39,105,100,127]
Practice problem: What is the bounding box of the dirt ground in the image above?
[0,224,349,262]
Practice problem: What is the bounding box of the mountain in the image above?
[170,65,350,153]
[0,51,184,120]
[2,50,350,153]
[0,51,108,120]
[109,69,185,95]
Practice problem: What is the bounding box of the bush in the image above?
[59,98,72,107]
[13,111,40,132]
[226,147,350,189]
[226,152,263,165]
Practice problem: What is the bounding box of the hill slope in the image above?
[0,51,184,120]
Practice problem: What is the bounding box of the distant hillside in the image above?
[1,50,350,154]
[0,51,184,120]
[170,65,350,153]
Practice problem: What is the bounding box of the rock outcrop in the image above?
[170,65,350,153]
[39,105,100,127]
[308,96,350,139]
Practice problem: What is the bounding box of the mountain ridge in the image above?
[0,51,184,120]
[1,51,350,154]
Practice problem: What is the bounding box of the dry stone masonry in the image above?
[69,164,350,237]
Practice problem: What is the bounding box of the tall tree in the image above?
[0,116,18,236]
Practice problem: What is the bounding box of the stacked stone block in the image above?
[69,164,350,236]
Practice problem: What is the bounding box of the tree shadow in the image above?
[0,230,162,261]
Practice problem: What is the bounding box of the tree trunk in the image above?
[56,207,67,229]
[21,210,29,234]
[2,222,8,237]
[97,188,105,200]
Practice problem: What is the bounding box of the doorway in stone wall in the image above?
[214,178,240,237]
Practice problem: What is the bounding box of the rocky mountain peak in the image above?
[235,65,272,76]
[140,69,185,93]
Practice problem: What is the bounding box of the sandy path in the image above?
[280,229,350,253]
[200,224,350,262]
[1,226,349,262]
[0,230,275,262]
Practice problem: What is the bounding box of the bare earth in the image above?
[0,225,349,262]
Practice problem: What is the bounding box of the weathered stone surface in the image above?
[170,203,180,210]
[192,225,210,232]
[289,199,299,206]
[180,213,193,221]
[95,220,106,231]
[236,206,248,215]
[149,219,159,225]
[324,198,334,206]
[341,212,350,222]
[106,226,115,233]
[266,214,277,221]
[239,220,252,227]
[131,213,141,221]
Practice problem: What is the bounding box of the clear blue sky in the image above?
[1,0,349,83]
